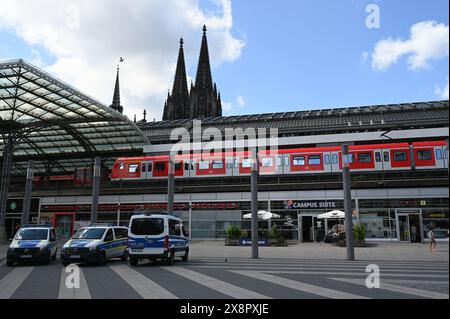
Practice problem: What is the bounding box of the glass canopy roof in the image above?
[0,59,150,174]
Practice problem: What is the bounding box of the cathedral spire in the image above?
[163,38,190,120]
[195,25,213,92]
[110,65,123,114]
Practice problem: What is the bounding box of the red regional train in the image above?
[110,141,448,182]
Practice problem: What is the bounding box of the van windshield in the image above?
[15,229,48,240]
[131,218,164,236]
[72,228,106,240]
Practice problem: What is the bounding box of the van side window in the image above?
[169,219,180,236]
[104,229,114,242]
[114,228,128,239]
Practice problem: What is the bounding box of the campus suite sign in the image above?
[284,200,342,209]
[40,202,240,212]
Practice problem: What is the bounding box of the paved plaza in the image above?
[0,241,448,299]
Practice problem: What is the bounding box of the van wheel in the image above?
[97,251,106,266]
[182,247,189,262]
[121,252,128,261]
[129,256,138,266]
[166,249,175,265]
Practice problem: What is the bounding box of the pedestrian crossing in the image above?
[0,258,447,299]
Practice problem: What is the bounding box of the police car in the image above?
[6,224,58,266]
[61,224,128,266]
[127,214,189,266]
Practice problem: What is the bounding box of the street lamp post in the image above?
[342,144,355,260]
[251,149,259,259]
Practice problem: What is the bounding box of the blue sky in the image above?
[214,0,449,113]
[0,0,448,119]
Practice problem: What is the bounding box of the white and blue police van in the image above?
[127,213,189,266]
[6,224,58,266]
[61,224,128,266]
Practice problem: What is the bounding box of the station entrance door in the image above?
[396,209,423,243]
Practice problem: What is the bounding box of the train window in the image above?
[308,155,321,165]
[261,157,273,167]
[284,156,289,166]
[436,149,443,160]
[332,154,338,164]
[119,163,125,170]
[175,163,182,171]
[212,160,223,169]
[324,155,330,165]
[148,163,152,172]
[129,164,139,173]
[234,159,239,168]
[226,159,233,169]
[417,150,432,161]
[383,151,390,162]
[155,162,166,172]
[184,162,190,171]
[242,159,252,168]
[358,153,372,163]
[293,156,305,166]
[199,161,210,170]
[142,163,146,172]
[375,152,381,162]
[393,151,407,161]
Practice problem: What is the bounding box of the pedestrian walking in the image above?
[428,227,436,251]
[411,224,417,242]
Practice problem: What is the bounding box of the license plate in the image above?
[20,255,32,258]
[69,255,81,259]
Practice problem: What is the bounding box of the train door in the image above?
[225,156,234,177]
[142,161,152,180]
[330,151,340,173]
[373,149,383,171]
[183,160,192,178]
[323,152,332,174]
[281,154,290,175]
[433,146,446,169]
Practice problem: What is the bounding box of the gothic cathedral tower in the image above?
[163,25,222,120]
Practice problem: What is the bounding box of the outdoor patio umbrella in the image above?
[317,210,345,219]
[243,210,281,220]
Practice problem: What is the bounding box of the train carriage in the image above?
[110,140,448,182]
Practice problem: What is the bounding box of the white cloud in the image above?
[222,95,245,115]
[435,78,449,99]
[371,21,449,71]
[0,0,245,120]
[237,95,245,107]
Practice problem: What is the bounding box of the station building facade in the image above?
[6,186,447,243]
